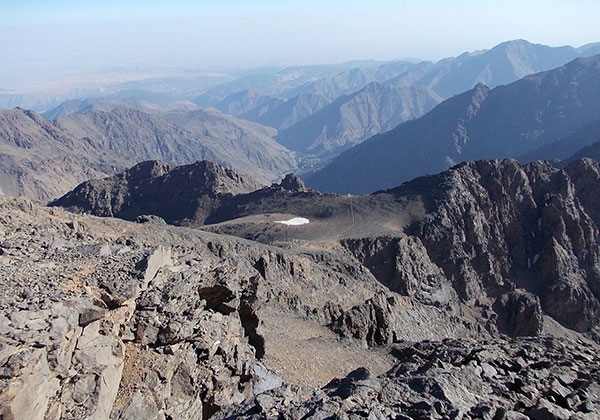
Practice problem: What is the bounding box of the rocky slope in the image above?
[6,157,600,418]
[385,159,600,339]
[216,337,600,419]
[53,158,600,341]
[0,192,479,419]
[307,54,600,193]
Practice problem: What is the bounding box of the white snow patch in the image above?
[276,217,310,226]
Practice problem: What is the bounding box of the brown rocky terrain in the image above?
[0,157,586,418]
[51,158,600,341]
[0,191,484,419]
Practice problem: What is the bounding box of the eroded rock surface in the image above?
[5,158,600,419]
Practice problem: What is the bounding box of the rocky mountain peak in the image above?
[49,160,263,224]
[278,173,308,192]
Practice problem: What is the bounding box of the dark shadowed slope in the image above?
[50,160,263,225]
[521,118,600,163]
[306,55,600,194]
[560,142,600,166]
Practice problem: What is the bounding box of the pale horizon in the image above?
[2,0,599,87]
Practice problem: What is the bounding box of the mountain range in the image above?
[275,82,442,158]
[194,40,600,111]
[4,40,600,202]
[306,54,600,193]
[0,107,297,201]
[41,97,201,120]
[10,40,598,175]
[197,40,600,165]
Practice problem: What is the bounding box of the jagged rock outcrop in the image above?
[389,159,600,338]
[332,159,600,342]
[50,161,327,227]
[493,290,544,337]
[340,236,454,306]
[565,158,600,227]
[52,158,600,343]
[277,173,309,193]
[330,293,485,348]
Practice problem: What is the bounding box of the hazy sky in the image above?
[1,0,599,81]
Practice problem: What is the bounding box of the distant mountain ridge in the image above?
[0,106,298,201]
[42,97,200,120]
[30,39,600,172]
[203,40,600,164]
[275,82,442,157]
[56,106,297,184]
[420,39,587,98]
[305,54,600,193]
[199,40,600,112]
[4,39,600,202]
